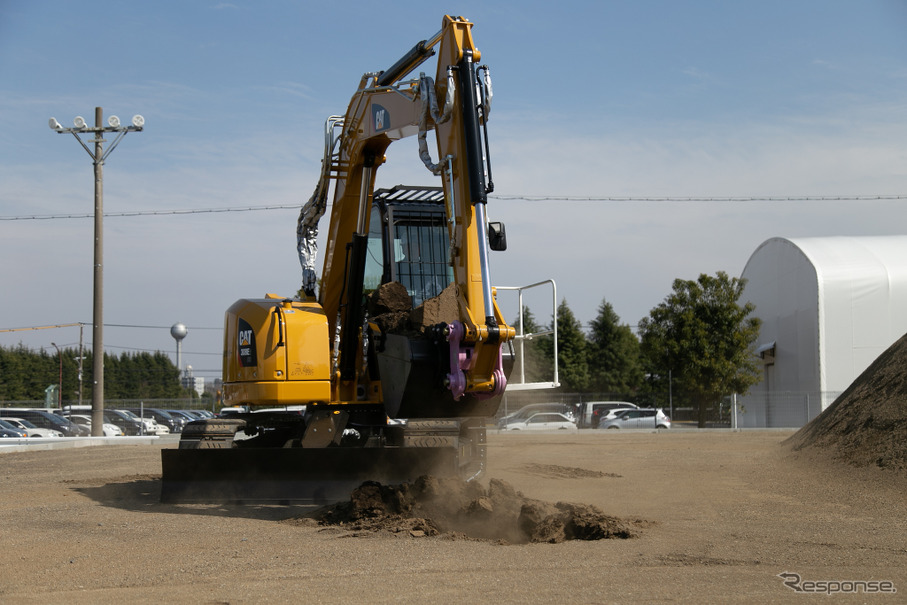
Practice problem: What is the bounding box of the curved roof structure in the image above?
[741,235,907,400]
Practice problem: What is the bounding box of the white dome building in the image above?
[738,235,907,427]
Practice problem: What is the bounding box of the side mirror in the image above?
[488,221,507,251]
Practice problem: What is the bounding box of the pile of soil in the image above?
[310,475,637,544]
[786,332,907,473]
[409,282,459,329]
[368,282,459,336]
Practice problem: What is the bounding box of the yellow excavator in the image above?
[161,16,520,503]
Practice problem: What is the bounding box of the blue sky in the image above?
[2,1,907,383]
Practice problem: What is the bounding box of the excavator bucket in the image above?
[160,418,486,504]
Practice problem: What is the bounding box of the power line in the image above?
[489,194,907,202]
[1,322,220,332]
[2,194,905,221]
[103,343,221,356]
[104,323,221,330]
[0,204,301,221]
[0,322,84,333]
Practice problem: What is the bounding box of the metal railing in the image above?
[495,279,559,391]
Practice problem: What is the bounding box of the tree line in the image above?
[514,271,762,427]
[3,271,762,424]
[0,345,184,402]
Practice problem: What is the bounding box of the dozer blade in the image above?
[160,419,486,504]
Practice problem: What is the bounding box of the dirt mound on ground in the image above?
[312,475,637,544]
[786,332,907,473]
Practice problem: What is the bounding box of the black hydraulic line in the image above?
[376,40,436,87]
[456,51,487,205]
[478,65,494,194]
[340,233,368,381]
[457,52,497,334]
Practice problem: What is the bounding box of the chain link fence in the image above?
[733,391,841,428]
[1,398,216,413]
[497,390,843,429]
[4,390,842,429]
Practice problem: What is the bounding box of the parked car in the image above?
[503,412,578,431]
[111,409,168,435]
[123,408,184,433]
[599,408,671,430]
[0,409,85,436]
[581,401,640,428]
[145,418,170,436]
[598,406,644,424]
[108,409,159,435]
[0,418,28,437]
[103,410,145,436]
[68,414,124,437]
[497,403,576,428]
[3,417,63,438]
[218,406,249,418]
[167,409,206,423]
[66,414,91,433]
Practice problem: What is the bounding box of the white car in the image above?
[141,417,170,435]
[112,409,159,435]
[497,403,576,428]
[70,414,125,437]
[583,401,640,428]
[3,417,63,438]
[598,406,642,423]
[599,408,672,430]
[503,412,577,431]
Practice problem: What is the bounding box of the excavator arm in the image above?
[317,15,514,406]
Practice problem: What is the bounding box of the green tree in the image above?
[587,298,644,394]
[638,272,762,427]
[0,345,184,403]
[539,299,589,392]
[510,306,551,384]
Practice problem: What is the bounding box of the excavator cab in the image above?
[366,186,453,307]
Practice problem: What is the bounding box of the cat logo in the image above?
[237,318,257,367]
[373,104,389,132]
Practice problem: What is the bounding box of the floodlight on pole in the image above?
[48,107,144,436]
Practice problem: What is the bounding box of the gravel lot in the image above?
[1,430,904,603]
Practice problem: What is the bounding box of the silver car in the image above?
[503,412,577,431]
[0,419,27,437]
[599,408,671,430]
[3,417,63,438]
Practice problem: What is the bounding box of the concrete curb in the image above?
[0,435,164,453]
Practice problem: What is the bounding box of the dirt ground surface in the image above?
[1,430,905,604]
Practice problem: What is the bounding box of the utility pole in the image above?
[49,108,144,436]
[51,342,62,409]
[78,323,84,408]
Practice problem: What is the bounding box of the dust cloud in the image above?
[309,475,638,544]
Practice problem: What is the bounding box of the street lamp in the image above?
[51,342,62,409]
[49,107,144,436]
